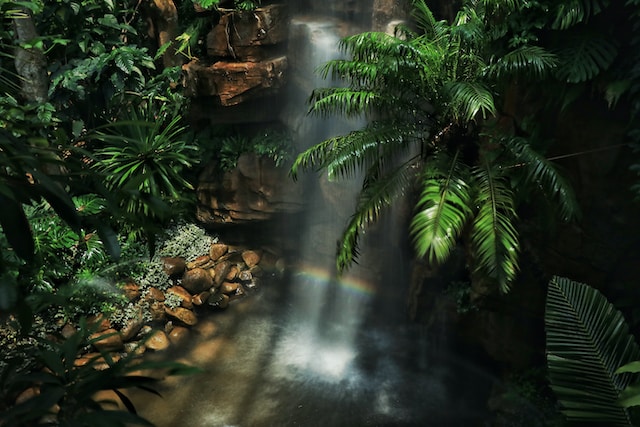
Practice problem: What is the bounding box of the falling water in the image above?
[131,6,497,427]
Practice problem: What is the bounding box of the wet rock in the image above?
[167,285,193,309]
[182,267,214,293]
[238,269,253,282]
[186,255,211,270]
[145,287,166,302]
[211,261,231,286]
[146,330,170,351]
[15,386,39,404]
[120,309,145,342]
[242,249,262,267]
[209,243,229,261]
[225,264,239,281]
[165,306,198,326]
[220,281,239,294]
[124,341,146,357]
[168,326,190,346]
[90,329,123,351]
[193,291,211,306]
[206,292,229,308]
[122,282,141,301]
[149,301,167,322]
[162,257,187,277]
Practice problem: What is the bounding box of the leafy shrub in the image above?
[90,102,199,234]
[0,319,197,426]
[203,128,294,172]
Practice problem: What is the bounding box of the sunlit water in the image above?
[130,256,494,426]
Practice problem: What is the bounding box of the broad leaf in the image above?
[546,276,640,426]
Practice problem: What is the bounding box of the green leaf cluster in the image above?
[291,0,580,292]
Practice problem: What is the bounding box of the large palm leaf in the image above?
[337,159,418,271]
[470,158,519,292]
[546,276,640,426]
[410,150,473,265]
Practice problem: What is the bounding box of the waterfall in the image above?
[130,4,498,426]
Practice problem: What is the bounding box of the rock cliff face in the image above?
[197,153,304,224]
[183,4,289,106]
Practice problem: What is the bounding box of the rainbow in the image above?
[291,263,377,298]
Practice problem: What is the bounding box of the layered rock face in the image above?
[196,153,304,224]
[182,4,289,106]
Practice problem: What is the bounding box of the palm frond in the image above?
[546,276,639,426]
[410,0,447,39]
[290,121,420,181]
[410,150,473,265]
[445,81,497,122]
[552,0,610,30]
[556,32,618,83]
[337,160,418,272]
[309,87,382,118]
[470,159,519,293]
[502,136,579,221]
[487,45,558,80]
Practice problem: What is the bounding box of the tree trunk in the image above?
[147,0,183,68]
[12,7,48,103]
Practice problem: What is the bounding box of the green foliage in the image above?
[0,319,197,426]
[545,276,640,426]
[90,102,199,231]
[205,128,294,172]
[292,0,579,292]
[193,0,261,11]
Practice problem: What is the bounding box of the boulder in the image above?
[90,329,123,351]
[167,285,194,308]
[182,267,214,293]
[242,249,262,267]
[165,306,198,326]
[162,257,187,277]
[209,243,229,261]
[168,326,190,346]
[145,330,171,351]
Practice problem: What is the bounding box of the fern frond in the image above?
[487,45,558,80]
[556,32,618,83]
[552,0,610,30]
[502,136,579,221]
[410,150,473,265]
[337,160,418,272]
[471,159,519,293]
[445,81,497,122]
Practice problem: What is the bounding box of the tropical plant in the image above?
[0,319,197,426]
[545,276,640,426]
[90,101,199,236]
[290,0,578,292]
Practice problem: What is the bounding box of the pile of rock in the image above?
[76,241,285,365]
